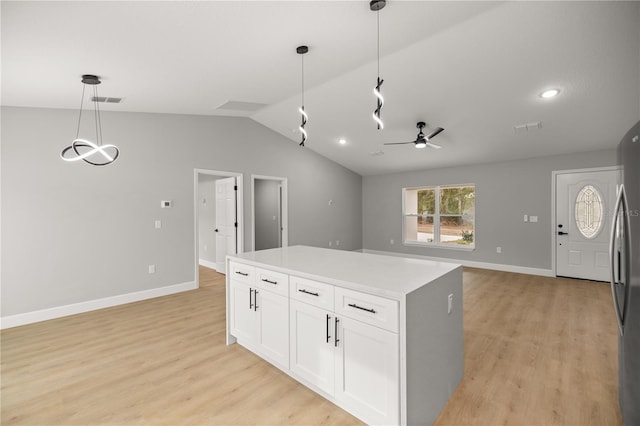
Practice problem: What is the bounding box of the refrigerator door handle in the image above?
[609,184,625,336]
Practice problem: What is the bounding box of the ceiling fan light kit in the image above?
[384,121,445,149]
[61,74,120,166]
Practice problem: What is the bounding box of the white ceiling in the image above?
[2,1,639,176]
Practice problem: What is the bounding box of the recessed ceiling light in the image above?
[540,88,560,99]
[339,138,347,145]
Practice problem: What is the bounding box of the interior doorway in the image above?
[251,175,288,251]
[553,166,619,281]
[194,169,243,286]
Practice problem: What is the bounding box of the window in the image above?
[403,184,475,248]
[575,184,604,239]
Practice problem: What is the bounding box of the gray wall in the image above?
[1,106,362,317]
[254,179,280,251]
[197,174,216,264]
[363,149,617,270]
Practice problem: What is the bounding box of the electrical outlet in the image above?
[336,240,340,246]
[524,214,528,222]
[155,220,162,229]
[329,241,332,247]
[148,265,156,274]
[390,239,394,245]
[448,294,453,314]
[496,246,502,253]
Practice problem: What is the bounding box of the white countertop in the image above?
[228,246,461,299]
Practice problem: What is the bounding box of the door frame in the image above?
[194,169,244,286]
[251,174,288,251]
[551,165,620,277]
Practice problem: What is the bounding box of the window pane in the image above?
[440,215,474,246]
[440,186,475,215]
[417,189,435,215]
[404,215,434,243]
[575,185,604,239]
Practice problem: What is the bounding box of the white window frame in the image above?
[402,184,476,251]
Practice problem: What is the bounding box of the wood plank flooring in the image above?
[1,267,622,425]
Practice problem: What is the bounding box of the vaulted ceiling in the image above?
[2,1,639,175]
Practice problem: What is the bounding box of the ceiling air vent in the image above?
[91,96,123,104]
[216,100,267,112]
[514,121,542,134]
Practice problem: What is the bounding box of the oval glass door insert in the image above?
[574,184,604,238]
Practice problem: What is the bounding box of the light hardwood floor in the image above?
[1,267,622,425]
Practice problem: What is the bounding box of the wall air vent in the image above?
[91,96,123,103]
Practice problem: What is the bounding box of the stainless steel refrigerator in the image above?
[610,120,640,425]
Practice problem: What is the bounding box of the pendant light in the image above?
[296,45,309,146]
[61,74,120,166]
[371,0,386,130]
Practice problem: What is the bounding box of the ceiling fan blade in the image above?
[426,127,444,140]
[383,141,415,145]
[426,142,442,149]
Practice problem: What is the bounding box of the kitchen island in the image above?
[226,246,463,425]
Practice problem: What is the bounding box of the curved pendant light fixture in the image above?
[371,0,386,130]
[61,74,120,166]
[296,45,309,146]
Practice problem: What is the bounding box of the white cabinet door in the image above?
[290,299,335,396]
[335,316,399,425]
[256,289,289,369]
[229,280,257,343]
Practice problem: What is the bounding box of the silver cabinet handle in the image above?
[249,288,254,310]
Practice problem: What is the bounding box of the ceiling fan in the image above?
[384,121,444,149]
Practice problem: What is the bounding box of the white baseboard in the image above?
[361,249,553,277]
[0,280,197,330]
[198,259,218,271]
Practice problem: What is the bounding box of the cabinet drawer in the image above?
[229,262,255,284]
[255,267,289,297]
[335,287,398,333]
[290,276,334,311]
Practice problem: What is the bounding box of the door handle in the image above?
[609,184,625,336]
[557,231,568,235]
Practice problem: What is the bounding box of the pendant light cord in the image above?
[377,9,380,78]
[75,83,86,139]
[301,53,305,107]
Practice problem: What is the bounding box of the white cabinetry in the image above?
[289,277,399,425]
[229,262,289,369]
[335,315,399,425]
[226,246,464,426]
[290,299,335,395]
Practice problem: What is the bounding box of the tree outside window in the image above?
[403,185,475,248]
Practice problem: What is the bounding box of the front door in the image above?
[556,169,618,281]
[215,176,237,273]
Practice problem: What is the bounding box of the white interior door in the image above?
[215,176,237,273]
[556,169,618,281]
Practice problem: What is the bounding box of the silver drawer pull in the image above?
[235,271,249,276]
[261,278,278,285]
[298,288,319,297]
[348,303,376,314]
